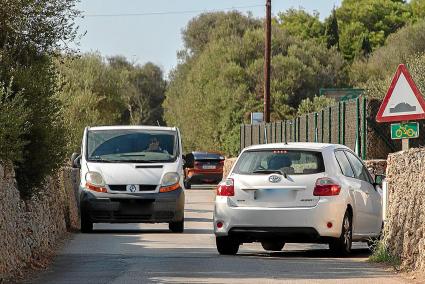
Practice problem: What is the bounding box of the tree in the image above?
[0,0,80,196]
[277,9,325,40]
[361,34,373,58]
[350,19,425,85]
[336,0,411,60]
[57,54,167,153]
[297,96,336,115]
[411,0,425,19]
[325,8,339,49]
[165,12,348,156]
[0,81,30,163]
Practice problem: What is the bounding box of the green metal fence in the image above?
[240,97,368,159]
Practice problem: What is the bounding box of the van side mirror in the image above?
[71,152,81,169]
[373,174,385,187]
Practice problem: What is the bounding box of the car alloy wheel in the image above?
[329,211,352,256]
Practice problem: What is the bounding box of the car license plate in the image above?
[202,165,216,169]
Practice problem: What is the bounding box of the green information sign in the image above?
[391,122,419,139]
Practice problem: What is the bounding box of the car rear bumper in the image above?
[80,187,185,223]
[186,172,223,184]
[213,196,346,240]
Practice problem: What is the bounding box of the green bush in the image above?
[0,81,30,163]
[369,240,401,268]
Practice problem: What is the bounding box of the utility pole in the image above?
[264,0,271,123]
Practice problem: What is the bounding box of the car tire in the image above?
[169,219,184,233]
[80,211,93,233]
[216,236,239,255]
[261,241,285,251]
[329,211,352,256]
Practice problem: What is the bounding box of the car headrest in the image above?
[268,155,292,170]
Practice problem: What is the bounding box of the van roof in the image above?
[87,125,177,132]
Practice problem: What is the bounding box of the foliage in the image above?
[369,240,401,268]
[411,0,425,19]
[350,19,425,85]
[57,54,167,154]
[363,54,425,100]
[277,9,325,41]
[297,96,336,115]
[336,0,412,61]
[325,9,340,49]
[165,12,348,156]
[0,81,30,163]
[0,0,80,197]
[182,11,261,56]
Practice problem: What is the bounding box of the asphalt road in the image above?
[30,188,409,284]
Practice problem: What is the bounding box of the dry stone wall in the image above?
[384,148,425,272]
[0,162,80,281]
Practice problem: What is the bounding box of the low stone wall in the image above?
[223,158,237,179]
[0,163,80,281]
[384,148,425,272]
[364,159,387,176]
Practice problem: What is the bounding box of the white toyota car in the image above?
[214,143,383,255]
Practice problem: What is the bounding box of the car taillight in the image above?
[313,177,341,196]
[216,178,234,196]
[218,160,225,168]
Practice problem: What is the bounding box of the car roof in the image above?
[243,142,348,151]
[88,125,177,132]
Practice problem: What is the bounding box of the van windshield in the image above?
[87,129,178,163]
[232,150,325,175]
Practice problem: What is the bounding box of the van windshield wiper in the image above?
[252,169,287,178]
[88,157,116,163]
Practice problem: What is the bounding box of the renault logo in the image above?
[129,185,137,192]
[269,175,281,183]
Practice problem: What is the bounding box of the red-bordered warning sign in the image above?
[376,64,425,123]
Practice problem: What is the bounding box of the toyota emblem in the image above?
[268,175,281,183]
[129,185,137,192]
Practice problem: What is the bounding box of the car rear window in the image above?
[232,150,325,175]
[193,152,224,160]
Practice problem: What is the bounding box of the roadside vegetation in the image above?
[369,240,401,268]
[164,1,425,156]
[1,0,425,196]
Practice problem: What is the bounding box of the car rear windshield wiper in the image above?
[252,169,287,178]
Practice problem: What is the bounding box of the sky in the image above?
[74,0,342,76]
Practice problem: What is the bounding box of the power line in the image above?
[83,4,264,18]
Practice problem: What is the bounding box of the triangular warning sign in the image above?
[376,64,425,123]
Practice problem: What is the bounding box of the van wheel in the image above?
[216,236,239,255]
[169,219,184,233]
[329,211,352,256]
[261,241,285,251]
[80,212,93,233]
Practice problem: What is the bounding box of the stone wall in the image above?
[223,158,237,179]
[0,162,80,281]
[384,148,425,272]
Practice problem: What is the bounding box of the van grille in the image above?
[108,185,157,192]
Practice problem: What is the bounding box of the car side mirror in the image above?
[71,152,81,169]
[373,174,385,187]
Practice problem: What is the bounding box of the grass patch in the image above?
[369,240,401,268]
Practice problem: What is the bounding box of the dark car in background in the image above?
[184,152,225,189]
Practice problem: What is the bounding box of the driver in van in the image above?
[145,136,165,153]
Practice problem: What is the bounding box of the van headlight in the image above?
[160,172,180,193]
[85,171,107,193]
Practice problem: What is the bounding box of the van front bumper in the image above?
[80,187,185,223]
